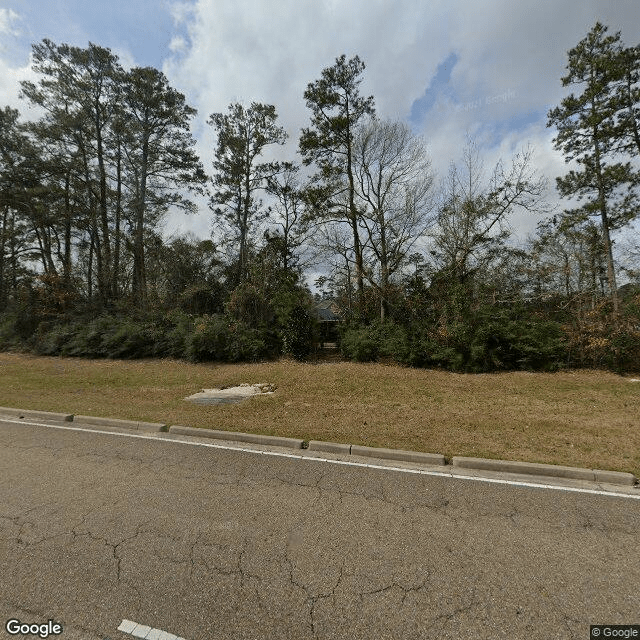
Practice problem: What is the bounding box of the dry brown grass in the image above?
[1,352,638,475]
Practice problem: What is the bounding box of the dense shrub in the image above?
[186,314,272,363]
[340,306,568,372]
[564,300,640,373]
[465,310,567,372]
[2,289,635,372]
[278,304,315,360]
[100,319,162,359]
[31,313,192,360]
[340,321,408,363]
[52,316,111,357]
[32,321,79,356]
[340,325,380,362]
[161,310,195,358]
[0,307,40,347]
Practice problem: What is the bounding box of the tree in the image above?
[352,118,435,320]
[264,162,315,274]
[609,40,640,156]
[0,107,39,309]
[531,217,607,309]
[432,139,549,292]
[208,102,287,285]
[547,22,640,314]
[21,39,125,305]
[156,234,223,313]
[299,54,375,311]
[120,66,206,307]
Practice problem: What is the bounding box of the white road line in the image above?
[117,619,185,640]
[2,417,640,501]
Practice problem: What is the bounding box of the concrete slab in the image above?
[131,624,152,638]
[452,456,596,480]
[594,469,637,486]
[118,620,138,634]
[185,396,245,405]
[184,383,276,404]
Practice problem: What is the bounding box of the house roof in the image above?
[313,299,341,322]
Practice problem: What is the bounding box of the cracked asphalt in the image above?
[0,419,639,640]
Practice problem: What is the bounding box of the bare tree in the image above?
[433,138,551,292]
[353,118,435,320]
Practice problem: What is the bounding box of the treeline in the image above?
[0,24,639,371]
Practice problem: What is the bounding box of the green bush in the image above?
[342,306,569,372]
[0,306,40,348]
[461,310,565,372]
[100,319,160,359]
[278,304,315,360]
[0,313,23,350]
[32,315,183,360]
[162,311,195,358]
[340,325,380,362]
[186,314,272,363]
[56,316,113,358]
[340,321,408,363]
[32,321,78,356]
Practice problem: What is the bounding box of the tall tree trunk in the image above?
[9,211,17,296]
[87,230,95,301]
[0,206,6,310]
[95,106,113,305]
[590,85,618,315]
[113,135,122,299]
[379,214,389,321]
[63,171,72,286]
[80,137,103,306]
[241,131,251,283]
[133,130,149,308]
[623,60,640,154]
[345,102,364,312]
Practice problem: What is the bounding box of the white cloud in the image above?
[0,52,38,114]
[169,34,187,53]
[0,8,20,37]
[158,0,640,240]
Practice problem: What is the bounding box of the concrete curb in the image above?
[452,456,637,487]
[351,445,446,466]
[307,440,351,455]
[0,406,73,422]
[2,406,636,487]
[169,425,304,450]
[73,415,167,433]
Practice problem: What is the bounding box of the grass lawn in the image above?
[1,352,638,476]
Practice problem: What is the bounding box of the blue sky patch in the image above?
[409,51,458,129]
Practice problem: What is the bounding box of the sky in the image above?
[0,0,639,260]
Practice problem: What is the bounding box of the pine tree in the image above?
[21,40,124,305]
[547,22,640,314]
[120,66,206,307]
[299,54,375,312]
[208,102,287,285]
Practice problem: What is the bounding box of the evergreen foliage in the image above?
[1,32,639,372]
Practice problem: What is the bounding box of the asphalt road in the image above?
[0,418,639,640]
